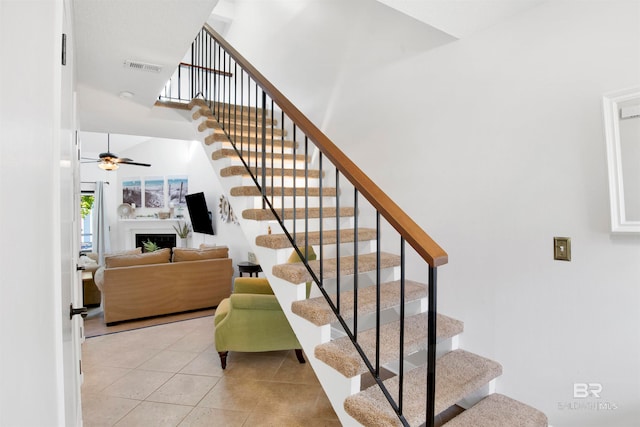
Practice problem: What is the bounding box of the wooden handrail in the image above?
[179,62,232,77]
[203,24,447,267]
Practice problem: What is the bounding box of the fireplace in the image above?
[135,233,176,251]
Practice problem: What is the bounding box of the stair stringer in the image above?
[189,102,367,425]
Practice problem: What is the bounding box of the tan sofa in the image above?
[95,246,233,325]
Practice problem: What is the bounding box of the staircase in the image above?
[160,24,548,427]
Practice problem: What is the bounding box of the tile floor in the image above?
[81,315,340,426]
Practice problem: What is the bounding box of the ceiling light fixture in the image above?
[119,90,134,99]
[98,161,119,171]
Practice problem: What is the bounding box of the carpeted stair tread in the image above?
[212,148,308,162]
[315,312,464,378]
[194,106,277,125]
[198,120,286,138]
[198,118,285,135]
[273,252,401,284]
[242,207,356,221]
[343,349,503,427]
[220,165,321,179]
[190,98,267,116]
[443,393,548,427]
[292,280,428,326]
[155,99,191,110]
[256,228,377,249]
[230,186,337,197]
[215,138,297,150]
[205,132,297,145]
[210,111,277,126]
[190,100,277,126]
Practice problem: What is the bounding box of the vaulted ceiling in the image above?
[75,0,545,153]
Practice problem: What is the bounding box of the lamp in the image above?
[99,161,119,171]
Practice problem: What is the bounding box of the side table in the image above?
[237,261,262,277]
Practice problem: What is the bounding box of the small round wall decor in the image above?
[219,195,230,222]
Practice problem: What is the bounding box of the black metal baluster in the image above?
[304,136,309,264]
[261,91,267,209]
[234,63,238,150]
[353,189,359,339]
[335,170,340,312]
[292,124,297,245]
[399,238,406,415]
[319,152,324,288]
[281,111,285,220]
[375,211,381,376]
[204,34,209,101]
[271,99,275,208]
[240,71,244,154]
[426,266,437,427]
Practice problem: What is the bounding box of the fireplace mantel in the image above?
[118,219,185,250]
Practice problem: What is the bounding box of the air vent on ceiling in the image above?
[123,60,163,73]
[620,104,640,120]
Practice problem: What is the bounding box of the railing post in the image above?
[426,266,438,427]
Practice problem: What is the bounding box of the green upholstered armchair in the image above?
[214,276,305,369]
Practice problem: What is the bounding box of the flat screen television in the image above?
[185,192,214,235]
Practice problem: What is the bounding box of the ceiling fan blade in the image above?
[119,160,151,167]
[113,157,133,163]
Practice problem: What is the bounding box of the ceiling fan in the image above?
[82,134,151,171]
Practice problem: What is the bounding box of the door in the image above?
[60,0,84,424]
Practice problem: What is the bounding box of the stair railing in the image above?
[161,25,448,427]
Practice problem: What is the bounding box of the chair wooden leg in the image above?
[218,351,228,369]
[295,349,305,364]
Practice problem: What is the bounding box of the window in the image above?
[80,193,95,253]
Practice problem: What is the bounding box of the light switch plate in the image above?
[554,237,571,261]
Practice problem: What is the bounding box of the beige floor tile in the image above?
[253,381,325,418]
[129,329,192,350]
[178,407,249,427]
[114,401,192,427]
[179,350,225,377]
[138,350,199,373]
[85,343,162,369]
[81,394,140,427]
[197,376,267,412]
[147,373,220,406]
[272,350,319,385]
[81,366,131,395]
[314,392,340,421]
[167,330,215,353]
[215,353,284,380]
[82,316,340,426]
[101,369,174,400]
[243,411,341,427]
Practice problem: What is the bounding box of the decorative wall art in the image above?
[168,176,188,207]
[144,177,165,208]
[122,179,142,207]
[218,194,238,224]
[120,176,191,213]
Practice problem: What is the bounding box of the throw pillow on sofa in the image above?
[105,247,171,268]
[172,246,229,262]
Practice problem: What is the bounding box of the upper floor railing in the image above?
[159,24,448,426]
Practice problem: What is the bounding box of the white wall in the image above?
[80,136,252,275]
[221,1,640,426]
[0,0,67,425]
